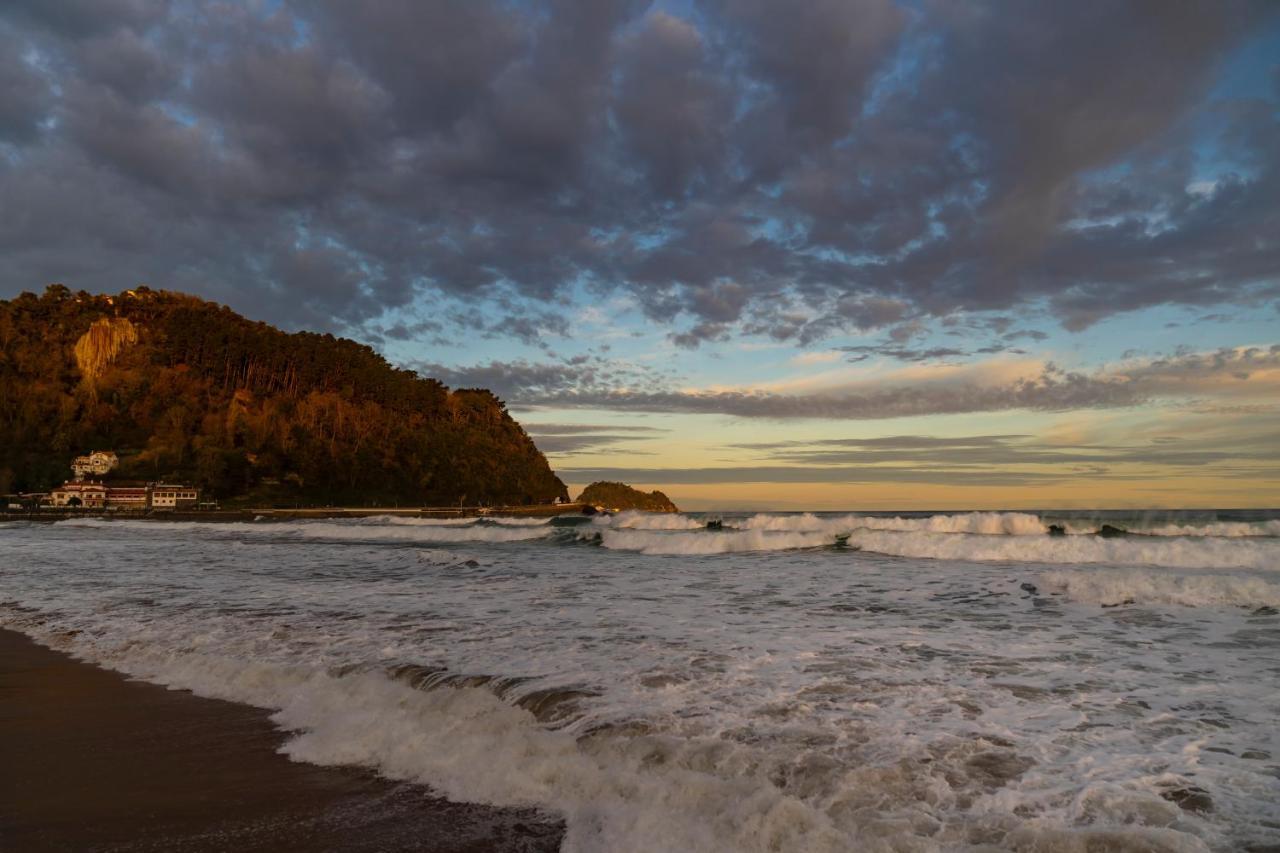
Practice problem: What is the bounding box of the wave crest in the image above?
[741,511,1047,536]
[594,511,706,530]
[847,529,1279,570]
[594,528,834,555]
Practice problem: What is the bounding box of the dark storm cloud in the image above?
[3,0,169,38]
[0,30,49,143]
[1,1,1277,339]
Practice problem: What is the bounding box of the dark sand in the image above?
[0,629,564,852]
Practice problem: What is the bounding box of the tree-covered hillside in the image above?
[0,286,568,506]
[579,482,678,513]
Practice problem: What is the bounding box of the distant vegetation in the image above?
[0,285,568,506]
[578,481,678,513]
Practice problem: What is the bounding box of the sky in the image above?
[1,0,1278,509]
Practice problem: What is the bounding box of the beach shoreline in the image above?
[0,628,564,852]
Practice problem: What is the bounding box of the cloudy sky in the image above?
[3,0,1278,508]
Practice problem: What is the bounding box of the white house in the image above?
[71,450,119,479]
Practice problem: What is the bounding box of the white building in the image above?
[150,484,200,509]
[49,481,108,508]
[71,450,119,479]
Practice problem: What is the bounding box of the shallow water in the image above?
[2,510,1278,852]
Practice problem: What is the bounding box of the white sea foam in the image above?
[846,528,1280,570]
[741,511,1048,536]
[595,510,706,530]
[373,515,556,528]
[53,516,214,531]
[1141,520,1280,538]
[594,528,834,554]
[488,516,558,526]
[291,521,555,543]
[1041,568,1280,608]
[374,515,481,526]
[9,512,1280,851]
[417,549,488,569]
[0,613,1256,853]
[0,626,875,853]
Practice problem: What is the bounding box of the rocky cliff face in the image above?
[73,316,138,392]
[0,286,568,506]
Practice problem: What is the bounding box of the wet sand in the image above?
[0,629,564,852]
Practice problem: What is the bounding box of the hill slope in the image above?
[0,286,568,506]
[579,482,679,513]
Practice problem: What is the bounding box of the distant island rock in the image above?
[0,285,568,507]
[578,482,678,513]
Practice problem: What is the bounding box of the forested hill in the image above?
[579,482,679,513]
[0,285,568,506]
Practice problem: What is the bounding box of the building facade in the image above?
[49,481,108,508]
[105,485,148,510]
[47,480,200,510]
[149,484,200,509]
[71,450,119,479]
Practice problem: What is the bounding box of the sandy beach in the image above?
[0,629,564,852]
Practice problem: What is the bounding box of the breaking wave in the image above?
[593,528,833,555]
[290,522,555,543]
[373,515,482,526]
[595,510,706,530]
[2,613,1239,853]
[50,513,1280,566]
[585,523,1280,568]
[52,516,557,543]
[733,512,1280,539]
[1141,520,1280,538]
[309,514,556,528]
[9,510,1280,851]
[0,624,845,853]
[488,516,558,527]
[741,511,1049,536]
[846,529,1278,570]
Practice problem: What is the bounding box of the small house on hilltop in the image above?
[71,450,119,479]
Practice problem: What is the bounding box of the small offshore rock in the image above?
[1020,582,1038,594]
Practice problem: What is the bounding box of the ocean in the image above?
[2,510,1278,852]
